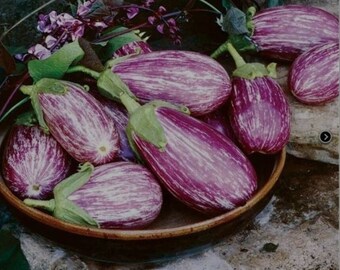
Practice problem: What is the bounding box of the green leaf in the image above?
[95,27,142,62]
[0,230,30,270]
[266,0,284,7]
[28,40,84,82]
[220,6,248,35]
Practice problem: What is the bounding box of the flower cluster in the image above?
[122,1,182,44]
[19,0,108,60]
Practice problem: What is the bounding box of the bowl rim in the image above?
[0,149,286,240]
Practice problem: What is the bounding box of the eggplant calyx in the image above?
[227,42,277,79]
[24,162,99,228]
[97,69,137,103]
[246,7,257,35]
[14,111,38,127]
[20,78,76,134]
[126,101,190,156]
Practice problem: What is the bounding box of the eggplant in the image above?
[110,50,232,116]
[198,107,238,145]
[2,112,72,200]
[91,92,135,161]
[226,43,290,154]
[20,79,120,165]
[113,40,152,58]
[288,42,339,105]
[250,5,339,61]
[212,5,339,62]
[24,162,163,229]
[120,99,257,215]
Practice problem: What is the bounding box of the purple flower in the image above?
[126,7,140,19]
[156,23,165,34]
[28,44,51,60]
[143,0,154,8]
[37,11,58,33]
[148,15,156,25]
[44,35,58,49]
[77,0,95,17]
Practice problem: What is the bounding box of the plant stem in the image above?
[226,42,246,67]
[66,66,100,79]
[210,40,229,58]
[0,0,57,41]
[197,0,222,14]
[0,96,30,123]
[23,198,56,212]
[0,72,31,119]
[120,92,141,115]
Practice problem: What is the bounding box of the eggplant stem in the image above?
[226,42,246,68]
[120,92,141,115]
[66,66,100,80]
[23,198,56,212]
[210,40,230,59]
[0,96,30,123]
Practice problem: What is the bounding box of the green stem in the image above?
[66,66,100,80]
[0,97,30,123]
[198,0,222,14]
[23,198,55,212]
[226,42,246,67]
[120,92,141,115]
[210,40,230,59]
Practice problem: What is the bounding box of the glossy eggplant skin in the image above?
[228,77,290,154]
[67,162,163,229]
[2,125,72,200]
[288,42,339,105]
[251,5,339,61]
[112,50,232,116]
[38,81,120,165]
[131,107,258,215]
[113,41,152,58]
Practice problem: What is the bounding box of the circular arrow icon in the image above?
[319,131,332,144]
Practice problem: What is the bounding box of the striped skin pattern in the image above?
[288,42,339,105]
[2,125,72,200]
[252,5,339,61]
[39,81,120,165]
[67,162,163,229]
[113,41,152,58]
[228,77,290,154]
[112,50,232,116]
[132,107,257,215]
[95,95,135,161]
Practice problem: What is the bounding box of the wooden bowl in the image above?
[0,117,286,264]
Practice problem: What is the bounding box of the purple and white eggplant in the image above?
[226,43,290,154]
[2,112,73,200]
[108,50,232,116]
[91,92,135,161]
[24,162,163,229]
[113,95,258,215]
[212,5,339,62]
[20,79,120,165]
[113,40,152,58]
[288,42,339,105]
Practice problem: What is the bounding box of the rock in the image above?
[19,232,88,270]
[276,64,339,165]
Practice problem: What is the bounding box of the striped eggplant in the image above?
[250,5,339,61]
[110,50,232,116]
[212,5,339,62]
[226,43,290,154]
[24,162,163,229]
[198,107,238,145]
[113,40,152,58]
[288,42,339,105]
[91,91,135,161]
[122,98,257,215]
[2,112,72,200]
[20,79,120,165]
